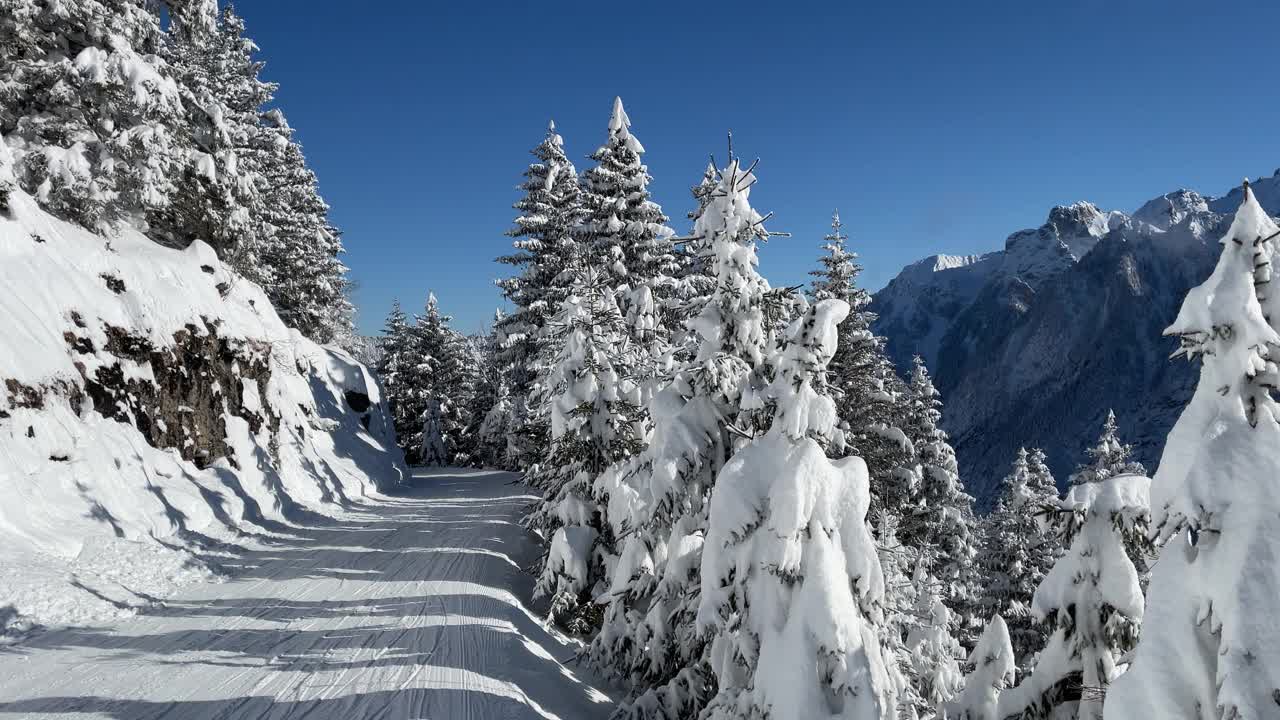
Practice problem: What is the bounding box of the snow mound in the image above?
[0,174,405,632]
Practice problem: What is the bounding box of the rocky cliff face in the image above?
[871,172,1280,506]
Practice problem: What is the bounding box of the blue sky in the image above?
[233,0,1280,335]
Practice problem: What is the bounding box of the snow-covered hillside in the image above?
[871,171,1280,504]
[0,148,406,636]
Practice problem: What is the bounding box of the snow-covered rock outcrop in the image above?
[872,171,1280,506]
[0,155,405,635]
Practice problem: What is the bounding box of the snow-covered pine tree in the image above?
[589,156,785,719]
[377,300,422,459]
[497,120,584,471]
[975,447,1061,677]
[947,616,1016,720]
[697,298,900,720]
[456,323,506,469]
[998,473,1150,720]
[673,160,719,289]
[663,161,723,366]
[405,293,474,465]
[151,2,267,273]
[255,106,351,343]
[1068,410,1145,486]
[0,0,181,232]
[873,513,925,719]
[420,398,448,467]
[530,267,645,632]
[899,355,979,638]
[809,210,914,524]
[903,564,965,718]
[1106,183,1280,720]
[575,97,677,344]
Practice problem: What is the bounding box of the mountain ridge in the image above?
[871,171,1280,505]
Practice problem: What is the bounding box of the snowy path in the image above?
[0,468,614,720]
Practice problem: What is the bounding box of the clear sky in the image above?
[233,0,1280,335]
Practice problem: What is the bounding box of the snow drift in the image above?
[0,141,405,634]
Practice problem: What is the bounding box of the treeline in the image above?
[0,0,353,345]
[370,97,1260,720]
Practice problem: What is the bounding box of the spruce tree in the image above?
[497,120,584,470]
[697,299,900,720]
[575,97,676,338]
[0,0,182,232]
[255,107,351,343]
[573,98,679,422]
[900,356,979,638]
[589,156,784,719]
[809,210,914,523]
[999,474,1149,720]
[406,293,473,464]
[377,300,419,459]
[948,616,1016,720]
[975,447,1061,678]
[1068,410,1145,486]
[665,161,722,363]
[904,565,965,718]
[1106,184,1280,720]
[530,268,645,633]
[152,2,267,272]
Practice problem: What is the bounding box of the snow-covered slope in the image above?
[871,253,999,369]
[0,148,406,634]
[872,170,1280,506]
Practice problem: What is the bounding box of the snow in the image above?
[0,469,616,719]
[0,172,405,631]
[948,616,1015,720]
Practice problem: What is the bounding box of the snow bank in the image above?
[0,170,405,632]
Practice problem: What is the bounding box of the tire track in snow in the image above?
[0,469,614,720]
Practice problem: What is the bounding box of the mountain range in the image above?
[870,170,1280,507]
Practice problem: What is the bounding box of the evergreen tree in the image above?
[665,161,722,364]
[575,97,676,338]
[152,2,267,272]
[497,120,584,470]
[899,356,979,638]
[809,210,914,524]
[873,512,926,719]
[1068,410,1145,486]
[255,107,351,343]
[573,99,679,424]
[904,565,965,718]
[377,300,420,458]
[948,616,1016,720]
[457,323,506,469]
[999,474,1149,720]
[589,156,784,719]
[420,398,448,467]
[697,299,900,720]
[407,293,474,464]
[1107,184,1280,720]
[975,448,1061,678]
[0,0,182,232]
[530,268,645,633]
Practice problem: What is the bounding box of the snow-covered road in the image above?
[0,468,614,719]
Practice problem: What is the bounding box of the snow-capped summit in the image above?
[1132,189,1210,231]
[1000,201,1122,284]
[871,252,999,371]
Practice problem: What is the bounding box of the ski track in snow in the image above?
[0,468,614,720]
